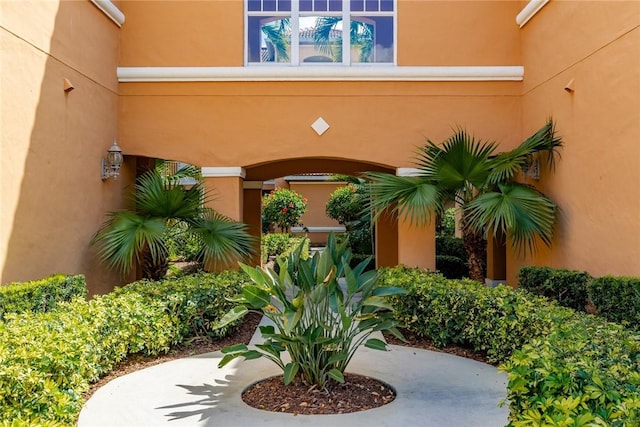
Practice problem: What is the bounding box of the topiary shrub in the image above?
[262,188,307,233]
[0,274,87,319]
[517,266,591,312]
[588,276,640,329]
[326,183,373,256]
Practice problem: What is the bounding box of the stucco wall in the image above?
[0,1,131,294]
[510,1,640,284]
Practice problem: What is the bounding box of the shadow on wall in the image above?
[1,1,131,294]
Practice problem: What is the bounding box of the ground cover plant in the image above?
[215,234,406,388]
[382,266,640,426]
[0,271,249,426]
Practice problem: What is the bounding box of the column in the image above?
[243,181,264,267]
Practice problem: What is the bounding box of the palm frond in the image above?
[91,211,167,274]
[261,20,290,62]
[366,172,441,226]
[135,170,203,220]
[464,182,557,255]
[313,16,342,59]
[488,119,562,184]
[189,210,256,268]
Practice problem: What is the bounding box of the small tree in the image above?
[326,182,373,255]
[262,188,307,233]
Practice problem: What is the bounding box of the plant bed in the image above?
[242,373,396,414]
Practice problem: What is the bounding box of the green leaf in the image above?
[218,352,243,368]
[242,350,263,360]
[212,306,248,329]
[372,286,407,297]
[328,368,345,383]
[239,263,266,286]
[283,362,300,385]
[328,353,348,364]
[364,338,388,351]
[221,343,249,354]
[361,296,393,311]
[242,285,271,309]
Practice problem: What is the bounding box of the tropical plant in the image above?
[367,119,562,281]
[214,234,406,389]
[262,187,308,233]
[326,181,373,255]
[313,17,374,62]
[261,18,290,62]
[92,165,254,280]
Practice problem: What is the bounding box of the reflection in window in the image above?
[246,0,394,65]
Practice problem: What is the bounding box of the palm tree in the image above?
[92,165,255,280]
[313,17,374,62]
[367,119,563,281]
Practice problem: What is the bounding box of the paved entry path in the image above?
[79,323,509,427]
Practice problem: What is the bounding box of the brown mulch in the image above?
[243,373,395,415]
[84,315,490,415]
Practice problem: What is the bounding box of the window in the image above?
[246,0,395,65]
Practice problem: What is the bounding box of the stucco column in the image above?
[202,167,245,270]
[397,218,436,270]
[485,229,507,286]
[243,181,264,267]
[375,208,398,268]
[393,167,435,270]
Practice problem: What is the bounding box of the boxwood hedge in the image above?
[381,266,640,426]
[0,270,250,426]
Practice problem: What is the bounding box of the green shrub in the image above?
[262,188,307,233]
[588,276,640,329]
[435,254,468,279]
[382,266,640,425]
[0,293,178,424]
[261,233,310,265]
[436,207,456,237]
[113,270,250,340]
[165,220,202,262]
[0,274,87,319]
[518,266,591,312]
[435,235,467,259]
[0,270,251,424]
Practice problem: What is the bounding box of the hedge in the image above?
[588,276,640,329]
[517,266,591,312]
[0,274,87,319]
[0,271,250,425]
[382,266,640,426]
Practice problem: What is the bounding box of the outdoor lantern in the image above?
[101,139,123,181]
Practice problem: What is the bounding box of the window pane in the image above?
[278,0,291,11]
[328,0,342,11]
[365,0,378,12]
[300,0,313,11]
[314,0,328,12]
[350,0,364,11]
[351,16,393,63]
[380,0,393,12]
[299,16,343,63]
[248,16,291,63]
[248,0,261,12]
[264,0,276,11]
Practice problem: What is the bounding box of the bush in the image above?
[382,266,640,425]
[0,270,250,424]
[518,266,591,312]
[165,220,201,262]
[326,184,373,255]
[0,274,87,319]
[435,255,468,279]
[436,236,467,259]
[113,270,250,340]
[437,207,456,237]
[261,233,310,264]
[588,276,640,329]
[262,188,307,233]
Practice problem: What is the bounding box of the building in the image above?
[2,0,638,294]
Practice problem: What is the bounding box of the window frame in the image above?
[244,0,397,66]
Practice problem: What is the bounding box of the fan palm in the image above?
[367,119,562,281]
[92,166,255,280]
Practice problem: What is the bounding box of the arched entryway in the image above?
[200,157,436,271]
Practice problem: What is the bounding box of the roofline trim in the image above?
[516,0,550,28]
[117,66,524,82]
[91,0,125,27]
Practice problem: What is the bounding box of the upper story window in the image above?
[246,0,395,65]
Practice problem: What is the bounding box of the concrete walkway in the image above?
[79,324,509,427]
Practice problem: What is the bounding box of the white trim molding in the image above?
[516,0,550,28]
[201,167,246,178]
[117,66,524,83]
[90,0,125,27]
[285,175,333,182]
[396,168,422,177]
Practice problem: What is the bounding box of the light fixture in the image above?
[101,139,123,180]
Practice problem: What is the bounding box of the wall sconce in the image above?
[101,139,123,180]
